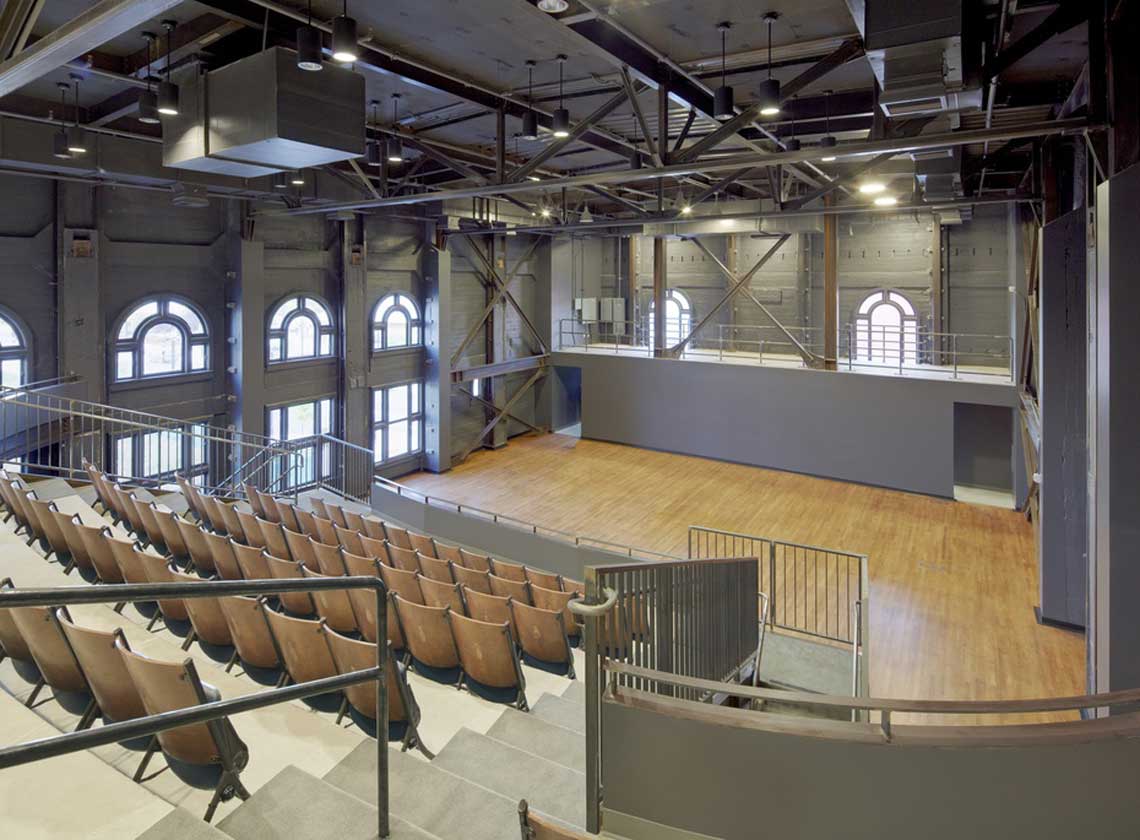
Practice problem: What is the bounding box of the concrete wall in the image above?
[553,351,1017,498]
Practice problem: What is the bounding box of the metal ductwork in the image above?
[913,147,964,201]
[163,47,365,179]
[846,0,982,118]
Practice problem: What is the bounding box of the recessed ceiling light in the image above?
[858,182,886,195]
[537,0,570,12]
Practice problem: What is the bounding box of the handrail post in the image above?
[583,567,602,835]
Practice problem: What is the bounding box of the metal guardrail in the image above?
[0,576,392,837]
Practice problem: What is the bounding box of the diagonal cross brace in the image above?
[464,388,545,435]
[619,66,661,167]
[458,367,546,463]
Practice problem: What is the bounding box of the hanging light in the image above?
[331,0,358,63]
[387,93,404,162]
[785,96,799,151]
[758,13,781,117]
[874,195,898,207]
[157,20,179,116]
[272,172,290,189]
[579,204,593,223]
[521,60,538,140]
[858,181,886,195]
[137,32,160,124]
[67,74,87,154]
[552,54,570,138]
[297,0,322,71]
[818,90,837,159]
[52,85,71,160]
[290,170,306,185]
[713,22,734,120]
[365,100,382,165]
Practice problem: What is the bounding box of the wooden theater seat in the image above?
[492,558,528,583]
[417,552,454,583]
[526,568,563,592]
[379,563,423,606]
[459,548,492,573]
[214,501,245,542]
[408,531,436,558]
[135,550,191,624]
[360,516,387,541]
[322,501,347,529]
[489,574,532,605]
[167,566,234,649]
[450,611,529,710]
[203,530,244,581]
[198,494,229,535]
[283,527,318,571]
[241,483,265,518]
[358,534,390,564]
[321,628,432,757]
[342,509,367,533]
[74,523,125,584]
[257,489,282,524]
[302,566,358,633]
[273,498,301,533]
[263,554,317,617]
[49,510,95,576]
[235,508,268,549]
[452,564,492,595]
[394,599,460,679]
[387,543,420,573]
[56,613,146,726]
[231,541,272,581]
[334,524,365,556]
[10,605,97,727]
[259,518,292,562]
[418,575,466,614]
[308,497,331,520]
[529,585,581,640]
[433,541,462,565]
[174,474,207,522]
[462,587,519,642]
[312,515,339,547]
[134,500,169,553]
[117,639,251,822]
[218,596,282,673]
[153,508,191,566]
[510,600,576,678]
[0,578,35,664]
[294,506,319,538]
[26,495,68,560]
[341,551,382,644]
[175,519,214,575]
[261,607,339,693]
[384,523,413,550]
[311,539,349,577]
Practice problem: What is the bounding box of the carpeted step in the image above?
[217,765,439,840]
[530,693,585,735]
[485,708,585,773]
[324,742,518,840]
[432,728,585,829]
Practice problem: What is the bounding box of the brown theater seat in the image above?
[274,499,300,533]
[261,607,341,704]
[198,494,229,534]
[490,574,532,605]
[408,531,436,558]
[320,501,346,528]
[242,483,266,518]
[434,542,462,565]
[312,539,349,577]
[379,563,424,606]
[418,575,466,614]
[450,611,529,710]
[383,523,412,550]
[50,510,94,576]
[511,600,576,679]
[257,489,283,524]
[167,566,234,649]
[175,474,207,522]
[358,534,390,564]
[302,566,358,634]
[121,491,150,538]
[136,549,191,625]
[395,599,460,679]
[530,585,581,640]
[294,506,319,538]
[56,612,147,727]
[334,524,365,556]
[308,497,331,520]
[283,527,318,570]
[526,568,562,592]
[231,541,272,581]
[263,554,317,617]
[387,543,419,573]
[341,551,382,643]
[153,508,191,566]
[214,501,245,542]
[462,587,519,643]
[10,605,97,727]
[360,517,387,541]
[452,564,492,595]
[175,519,214,575]
[219,596,282,674]
[135,500,169,553]
[0,578,35,664]
[259,518,292,562]
[459,548,492,573]
[417,552,454,583]
[117,638,251,822]
[343,509,367,533]
[75,523,125,584]
[203,530,244,581]
[26,495,67,559]
[312,515,339,547]
[235,508,268,549]
[492,558,528,583]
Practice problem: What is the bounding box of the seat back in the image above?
[178,519,216,574]
[175,474,206,521]
[108,537,150,585]
[449,612,522,691]
[489,574,532,605]
[242,483,266,517]
[203,530,243,580]
[322,629,406,722]
[257,490,282,524]
[341,551,381,643]
[15,487,45,538]
[10,605,89,692]
[395,599,459,670]
[218,596,280,669]
[75,523,125,583]
[259,518,292,562]
[418,575,465,613]
[529,585,579,635]
[261,607,337,684]
[342,509,366,533]
[324,502,349,529]
[452,564,492,595]
[153,508,189,561]
[308,497,331,519]
[408,531,436,558]
[379,563,423,605]
[360,517,387,541]
[312,515,339,547]
[135,550,190,621]
[334,524,365,556]
[283,527,317,570]
[167,566,233,646]
[273,498,299,532]
[383,523,412,550]
[387,543,419,573]
[302,567,358,633]
[294,507,319,538]
[358,534,389,563]
[198,494,228,534]
[263,554,316,617]
[216,501,247,542]
[56,612,146,723]
[0,578,33,661]
[510,600,573,669]
[51,510,93,571]
[459,548,492,573]
[462,587,518,641]
[234,508,267,549]
[312,539,348,577]
[434,542,462,565]
[231,541,272,581]
[492,558,528,582]
[28,496,68,554]
[416,552,454,583]
[135,500,167,549]
[525,568,562,592]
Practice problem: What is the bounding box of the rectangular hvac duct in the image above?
[164,47,365,177]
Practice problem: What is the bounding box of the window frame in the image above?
[0,305,30,390]
[852,288,920,365]
[111,421,210,487]
[372,380,423,465]
[265,396,336,489]
[371,292,422,353]
[111,296,210,384]
[647,289,693,349]
[267,294,337,364]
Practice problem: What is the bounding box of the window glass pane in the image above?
[305,298,332,326]
[143,430,182,476]
[191,424,207,466]
[190,343,206,371]
[387,310,408,348]
[268,338,282,361]
[296,446,316,485]
[374,295,395,319]
[286,315,316,358]
[116,351,133,380]
[0,316,19,348]
[268,409,282,441]
[398,294,416,314]
[321,442,332,477]
[118,302,158,340]
[115,437,133,477]
[319,333,332,356]
[388,420,409,458]
[858,292,882,315]
[388,384,409,421]
[141,323,184,375]
[168,301,205,334]
[410,419,421,453]
[373,326,383,350]
[1,359,22,389]
[192,473,206,488]
[286,402,315,440]
[410,382,421,414]
[411,325,421,345]
[373,389,383,421]
[888,292,915,316]
[373,429,383,463]
[270,298,298,330]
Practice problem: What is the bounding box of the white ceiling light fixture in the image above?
[67,74,87,154]
[858,181,887,195]
[296,0,322,71]
[874,195,898,207]
[552,55,571,138]
[157,19,179,116]
[819,89,837,160]
[758,12,781,117]
[579,204,593,223]
[387,93,404,163]
[713,22,734,120]
[537,0,570,12]
[331,0,359,63]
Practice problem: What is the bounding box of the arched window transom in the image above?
[648,289,693,349]
[853,289,919,365]
[113,297,209,382]
[268,295,335,363]
[372,293,422,352]
[0,307,29,389]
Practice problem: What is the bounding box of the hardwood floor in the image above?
[403,433,1085,719]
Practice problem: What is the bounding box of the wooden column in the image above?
[823,195,838,370]
[653,236,667,356]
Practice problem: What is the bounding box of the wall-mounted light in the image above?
[157,20,179,116]
[758,12,781,117]
[331,0,358,63]
[297,0,322,71]
[713,22,734,120]
[552,54,570,138]
[138,32,160,124]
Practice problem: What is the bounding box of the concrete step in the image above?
[217,765,440,840]
[324,741,520,840]
[531,693,585,735]
[560,680,587,706]
[134,808,231,839]
[433,728,585,829]
[759,632,853,696]
[486,708,585,773]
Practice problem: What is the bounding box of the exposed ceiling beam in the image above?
[618,66,659,166]
[0,0,45,61]
[0,0,184,98]
[982,0,1088,80]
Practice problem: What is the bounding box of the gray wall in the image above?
[554,351,1018,498]
[953,402,1014,491]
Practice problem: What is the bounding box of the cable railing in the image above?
[0,576,392,837]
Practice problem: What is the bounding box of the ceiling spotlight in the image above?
[540,207,552,218]
[157,20,179,116]
[53,128,72,160]
[758,13,781,117]
[290,170,306,185]
[138,32,161,124]
[713,22,734,120]
[527,175,542,182]
[272,172,290,189]
[552,54,570,138]
[297,0,322,71]
[874,195,898,207]
[66,75,87,154]
[537,0,570,12]
[858,181,886,195]
[522,60,539,140]
[331,0,358,63]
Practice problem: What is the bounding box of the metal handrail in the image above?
[851,600,863,721]
[753,591,770,689]
[567,587,618,617]
[0,576,391,837]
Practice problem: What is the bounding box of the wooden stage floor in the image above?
[403,433,1085,719]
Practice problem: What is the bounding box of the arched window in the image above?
[647,289,693,349]
[372,293,421,352]
[267,295,335,363]
[113,297,209,382]
[0,307,29,389]
[853,289,919,365]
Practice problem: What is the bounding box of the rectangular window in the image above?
[116,351,133,381]
[190,344,206,370]
[372,381,423,465]
[115,436,133,478]
[266,397,337,489]
[1,358,22,389]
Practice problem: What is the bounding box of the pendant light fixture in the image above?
[537,0,569,11]
[137,32,160,124]
[331,0,358,63]
[551,54,570,138]
[713,22,734,120]
[819,89,837,161]
[387,93,404,163]
[784,96,799,151]
[366,100,382,166]
[67,74,87,154]
[297,0,323,71]
[272,172,290,190]
[521,60,538,140]
[52,85,71,159]
[157,20,179,116]
[758,12,781,117]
